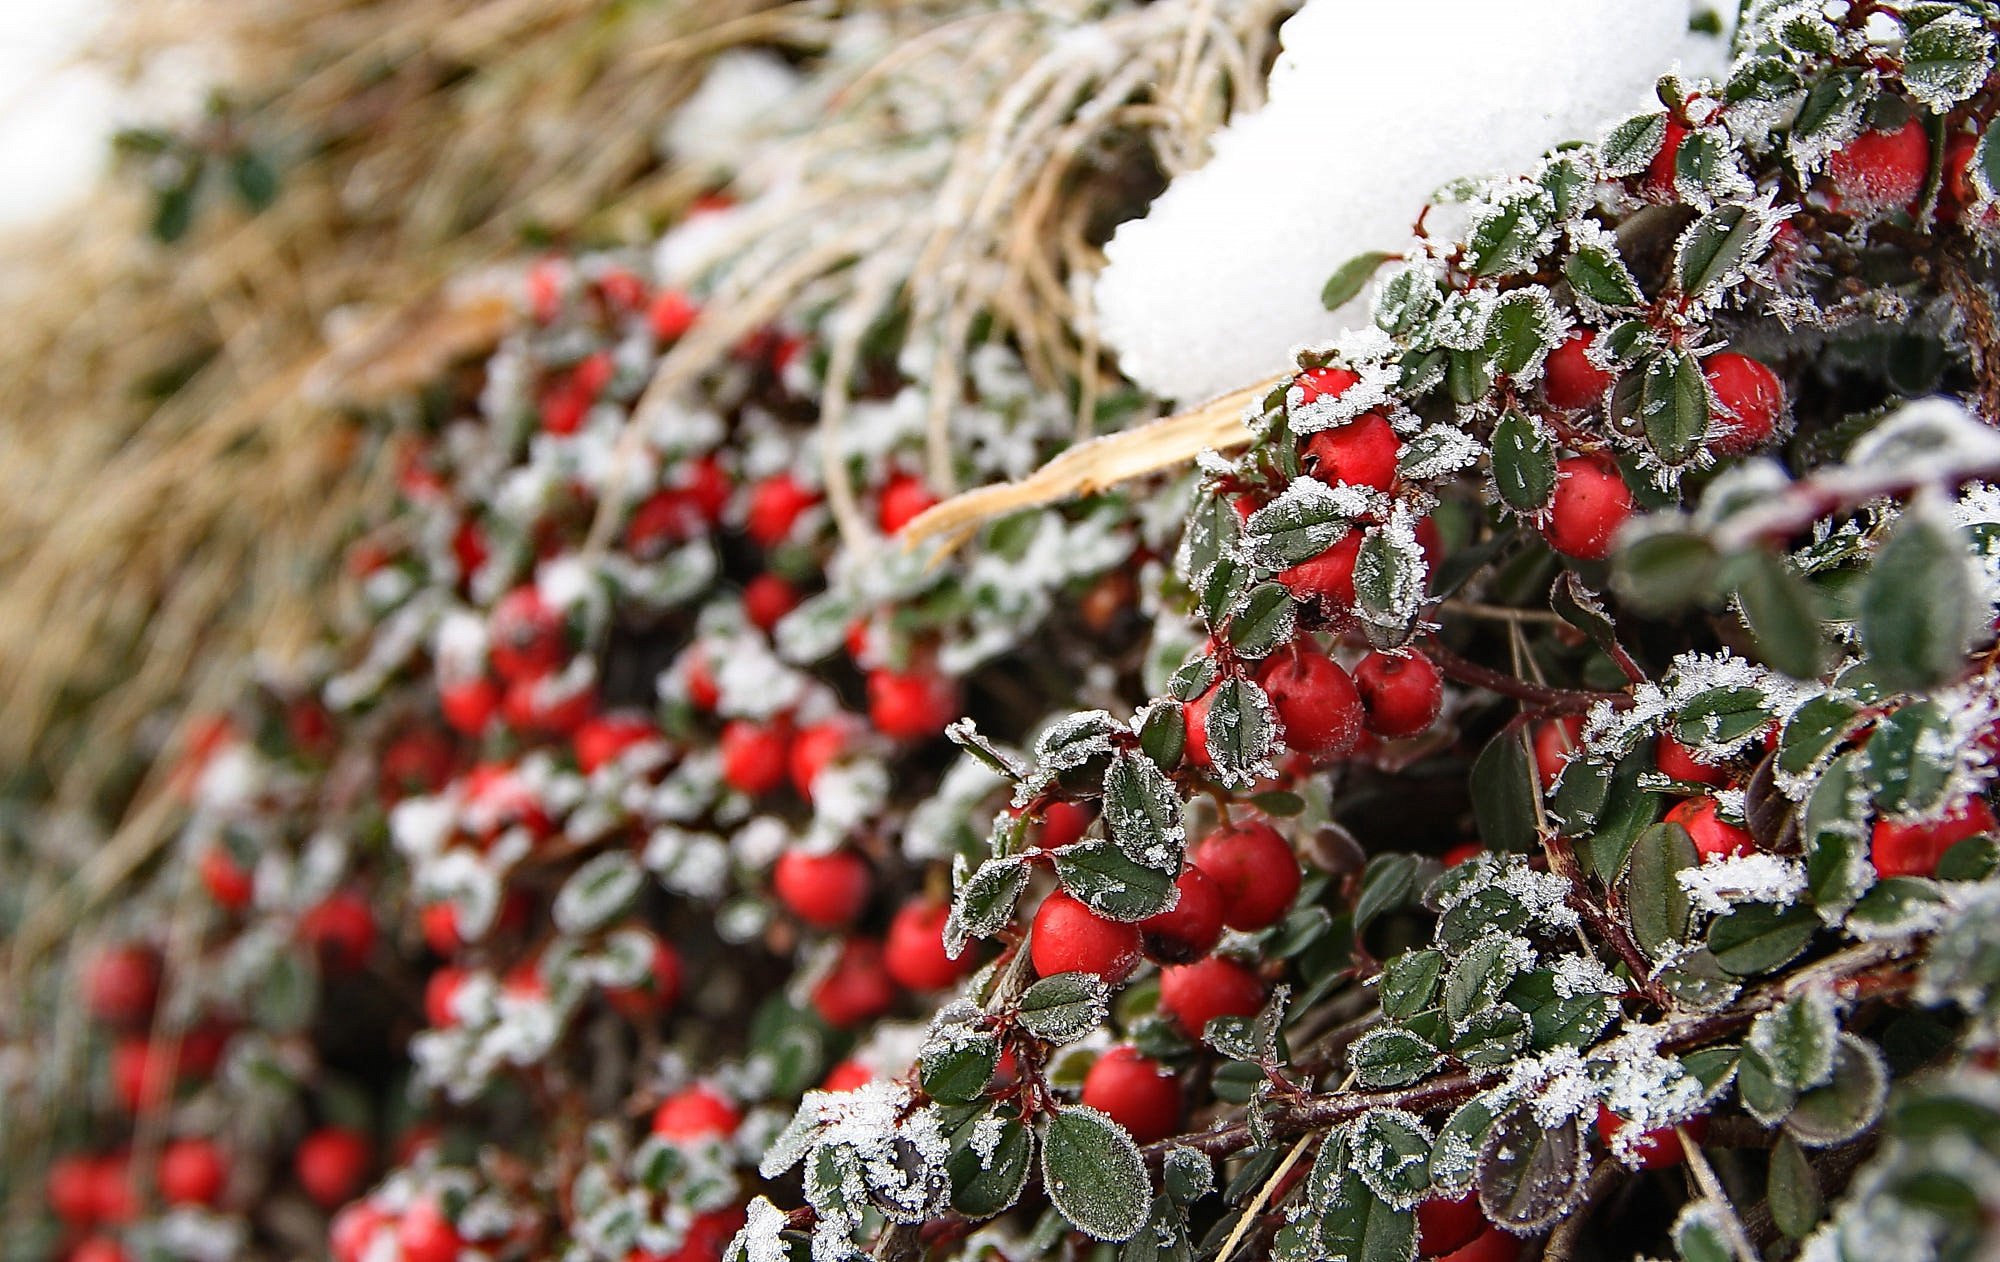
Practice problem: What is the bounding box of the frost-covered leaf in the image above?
[1709,901,1819,976]
[920,1032,1000,1104]
[1863,700,1954,819]
[1055,842,1177,922]
[1247,477,1365,568]
[1041,1105,1150,1241]
[1103,749,1184,869]
[1035,711,1120,777]
[1859,509,1981,692]
[1748,992,1840,1093]
[1672,1202,1735,1262]
[1376,264,1445,339]
[1600,113,1670,177]
[1379,950,1445,1022]
[1317,1173,1419,1262]
[1465,185,1559,278]
[1642,350,1711,467]
[1017,973,1110,1044]
[1349,1024,1442,1089]
[1566,236,1646,310]
[1779,696,1865,779]
[948,857,1030,956]
[945,1108,1033,1220]
[1477,1108,1588,1234]
[1677,202,1772,302]
[947,719,1027,781]
[1902,12,1994,111]
[1767,1134,1822,1240]
[1430,1097,1498,1195]
[1169,651,1220,704]
[1228,582,1297,659]
[1783,1033,1887,1148]
[1204,678,1276,788]
[1351,1110,1435,1210]
[1397,425,1483,482]
[553,851,643,934]
[1485,290,1559,380]
[1492,410,1557,512]
[1137,702,1187,771]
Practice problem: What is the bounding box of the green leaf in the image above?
[1673,1205,1734,1262]
[1204,678,1275,787]
[1485,291,1558,379]
[1732,551,1826,679]
[229,149,280,211]
[1477,1108,1587,1234]
[1376,264,1444,338]
[1863,700,1954,819]
[1784,1033,1888,1148]
[1246,479,1359,567]
[1169,652,1220,704]
[1674,687,1774,750]
[1041,1105,1151,1241]
[1624,822,1698,959]
[1748,994,1839,1092]
[1324,251,1397,310]
[1138,703,1187,771]
[1349,1024,1442,1089]
[1641,350,1712,467]
[1972,115,2000,201]
[1379,950,1445,1022]
[1354,853,1424,937]
[1491,410,1557,512]
[1779,696,1864,779]
[1055,842,1177,922]
[948,858,1030,955]
[1566,240,1646,309]
[921,1034,1000,1103]
[152,180,199,244]
[1615,530,1721,613]
[1162,1149,1213,1206]
[948,1110,1034,1219]
[1793,69,1868,148]
[1600,113,1670,177]
[1445,936,1524,1025]
[1709,902,1819,976]
[1431,1098,1498,1194]
[1676,202,1763,300]
[253,947,319,1034]
[1018,973,1111,1044]
[1902,12,1995,111]
[1471,732,1540,855]
[1352,1111,1435,1207]
[1227,583,1297,659]
[1859,511,1979,691]
[1317,1174,1419,1262]
[1767,1135,1822,1239]
[1102,750,1184,869]
[1465,185,1558,278]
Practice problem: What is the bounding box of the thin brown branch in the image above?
[1420,640,1631,714]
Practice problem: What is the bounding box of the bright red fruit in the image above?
[1158,955,1265,1037]
[1541,457,1633,561]
[789,722,851,799]
[1138,866,1226,964]
[1828,117,1930,214]
[1030,890,1142,982]
[822,1059,873,1092]
[1655,732,1726,786]
[91,1155,139,1224]
[1305,413,1402,493]
[885,900,972,991]
[1646,115,1689,199]
[1596,1104,1708,1169]
[811,938,899,1027]
[1665,796,1755,863]
[1442,842,1487,867]
[878,473,937,535]
[439,675,500,734]
[111,1038,172,1112]
[1543,329,1613,411]
[606,936,684,1019]
[1872,796,1999,878]
[86,945,160,1027]
[157,1137,227,1207]
[867,668,960,741]
[1703,352,1784,455]
[1192,822,1300,931]
[1081,1047,1182,1145]
[1353,650,1444,739]
[1295,366,1360,405]
[745,473,819,547]
[1258,642,1364,760]
[489,586,565,681]
[743,573,801,631]
[1182,685,1216,771]
[47,1154,102,1226]
[772,847,872,928]
[295,1127,371,1208]
[1279,530,1362,608]
[425,967,467,1027]
[68,1239,129,1262]
[398,1199,464,1262]
[721,720,791,796]
[1532,716,1585,788]
[649,289,700,341]
[1032,800,1096,850]
[1416,1191,1486,1258]
[653,1086,742,1140]
[331,1202,391,1262]
[300,891,377,974]
[575,713,661,774]
[199,845,255,910]
[1436,1227,1521,1262]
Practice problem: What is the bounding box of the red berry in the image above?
[653,1086,742,1140]
[575,713,661,774]
[1655,733,1726,786]
[1828,117,1930,215]
[743,573,801,632]
[1543,329,1613,411]
[811,938,899,1028]
[683,648,721,711]
[1192,822,1300,931]
[331,1202,391,1262]
[1353,651,1444,739]
[1304,413,1402,493]
[86,945,160,1027]
[789,722,851,799]
[1032,801,1096,850]
[1871,796,1999,878]
[425,967,467,1027]
[1436,1227,1521,1262]
[650,289,700,341]
[1596,1104,1708,1169]
[91,1155,139,1224]
[1030,890,1142,982]
[821,1059,873,1092]
[439,676,500,735]
[48,1154,102,1226]
[1703,352,1784,455]
[1665,796,1755,863]
[1942,132,1984,216]
[398,1199,464,1262]
[1182,685,1217,771]
[867,669,960,741]
[1258,643,1364,760]
[1295,366,1360,406]
[721,720,792,796]
[489,586,565,682]
[110,1038,173,1112]
[1442,842,1486,867]
[157,1137,227,1207]
[540,379,591,435]
[1541,457,1633,561]
[1158,955,1265,1037]
[606,936,684,1020]
[1532,716,1586,789]
[1646,116,1689,200]
[1081,1047,1182,1145]
[745,473,819,547]
[772,847,872,928]
[885,900,972,991]
[300,891,377,974]
[628,489,706,554]
[69,1238,129,1262]
[199,845,255,910]
[1416,1191,1486,1258]
[1138,867,1226,965]
[295,1127,371,1208]
[1279,530,1362,607]
[878,473,938,535]
[382,728,456,797]
[682,454,733,522]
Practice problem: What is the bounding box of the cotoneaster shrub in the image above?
[20,6,2000,1262]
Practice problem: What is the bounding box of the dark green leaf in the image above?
[1641,350,1711,466]
[1615,531,1721,612]
[1859,512,1979,691]
[1566,240,1646,309]
[1348,1024,1442,1089]
[1784,1034,1888,1148]
[922,1034,1000,1103]
[1324,251,1398,311]
[1477,1108,1588,1233]
[1864,700,1954,818]
[1492,410,1557,512]
[1041,1106,1150,1241]
[1379,950,1445,1022]
[1709,902,1819,976]
[1767,1135,1822,1239]
[1055,842,1177,922]
[1733,551,1827,679]
[1018,973,1111,1044]
[1624,822,1698,959]
[948,1111,1034,1219]
[1228,583,1297,659]
[1471,733,1540,854]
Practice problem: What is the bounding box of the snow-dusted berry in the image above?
[884,900,972,991]
[1665,796,1754,863]
[1278,530,1362,608]
[1704,352,1784,455]
[1655,732,1726,786]
[652,1086,741,1141]
[1532,716,1585,788]
[157,1137,228,1207]
[867,668,960,741]
[878,472,937,535]
[745,473,819,547]
[1543,329,1612,412]
[1596,1104,1707,1170]
[1872,796,1998,878]
[1305,413,1402,493]
[811,937,898,1027]
[605,936,683,1019]
[1828,116,1930,215]
[300,891,377,975]
[398,1199,464,1262]
[1259,642,1364,760]
[720,720,792,796]
[743,572,801,632]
